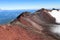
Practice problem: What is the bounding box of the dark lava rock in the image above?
[0,9,59,40]
[35,9,56,24]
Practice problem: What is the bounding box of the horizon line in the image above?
[0,8,60,10]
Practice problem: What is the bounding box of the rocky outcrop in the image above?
[0,9,59,40]
[35,8,56,24]
[16,9,56,30]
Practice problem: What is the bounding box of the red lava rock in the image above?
[0,24,57,40]
[0,9,59,40]
[20,17,32,27]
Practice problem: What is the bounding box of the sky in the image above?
[0,0,60,10]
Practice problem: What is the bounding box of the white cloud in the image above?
[49,10,60,23]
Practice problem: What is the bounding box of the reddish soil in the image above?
[0,24,57,40]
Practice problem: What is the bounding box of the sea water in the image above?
[0,10,36,24]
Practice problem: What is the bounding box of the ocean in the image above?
[0,10,36,24]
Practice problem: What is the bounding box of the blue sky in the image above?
[0,0,60,10]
